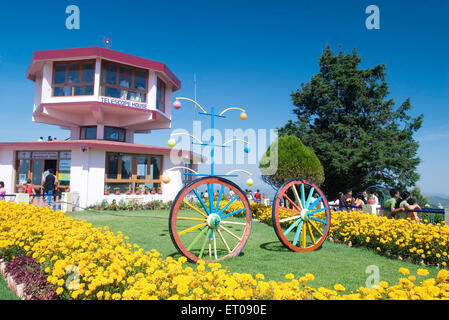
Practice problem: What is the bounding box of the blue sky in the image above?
[0,0,448,197]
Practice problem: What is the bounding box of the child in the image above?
[406,198,421,223]
[25,179,35,195]
[24,179,36,203]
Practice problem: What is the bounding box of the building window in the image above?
[100,61,148,102]
[105,153,163,194]
[52,60,95,97]
[80,126,97,139]
[14,151,71,194]
[104,127,126,142]
[156,77,166,112]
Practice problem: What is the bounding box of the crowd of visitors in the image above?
[330,187,422,222]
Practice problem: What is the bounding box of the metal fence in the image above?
[329,204,446,224]
[0,194,64,211]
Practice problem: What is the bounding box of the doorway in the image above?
[44,159,57,173]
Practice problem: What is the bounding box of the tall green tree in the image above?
[279,45,423,198]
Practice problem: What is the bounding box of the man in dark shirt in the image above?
[340,189,354,209]
[43,169,58,208]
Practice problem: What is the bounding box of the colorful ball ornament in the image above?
[246,178,253,186]
[240,112,247,120]
[168,138,176,148]
[244,146,250,153]
[162,175,171,184]
[173,100,182,110]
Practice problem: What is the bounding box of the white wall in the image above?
[0,150,14,194]
[70,149,105,209]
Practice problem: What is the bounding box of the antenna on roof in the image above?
[193,73,197,121]
[103,37,112,48]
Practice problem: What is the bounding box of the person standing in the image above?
[24,179,36,203]
[383,188,405,219]
[354,192,365,210]
[254,189,261,203]
[43,169,58,208]
[340,189,354,209]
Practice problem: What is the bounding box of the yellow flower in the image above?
[417,269,429,276]
[56,287,63,295]
[334,284,345,292]
[398,268,410,276]
[285,273,295,280]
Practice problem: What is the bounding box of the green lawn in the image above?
[0,275,19,300]
[67,209,440,293]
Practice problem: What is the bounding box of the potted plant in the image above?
[150,187,156,195]
[157,187,163,195]
[144,186,149,195]
[65,186,70,192]
[104,187,110,195]
[125,186,132,195]
[114,187,121,195]
[135,186,142,195]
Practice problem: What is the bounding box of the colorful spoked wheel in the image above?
[169,176,252,263]
[272,178,331,252]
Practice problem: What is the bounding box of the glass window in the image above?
[60,151,72,159]
[104,127,125,142]
[103,63,117,85]
[32,160,44,186]
[107,154,119,179]
[16,159,30,185]
[121,155,132,179]
[52,60,94,97]
[82,61,94,83]
[151,156,161,180]
[100,61,148,103]
[54,64,66,84]
[137,156,148,179]
[105,153,163,194]
[74,85,94,96]
[101,86,123,99]
[68,63,80,84]
[119,67,132,88]
[80,127,97,139]
[134,70,147,90]
[18,152,31,159]
[53,86,72,96]
[156,78,166,112]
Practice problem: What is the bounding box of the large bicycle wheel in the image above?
[169,176,252,263]
[272,178,331,252]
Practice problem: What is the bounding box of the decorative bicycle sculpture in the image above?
[163,98,331,263]
[271,178,331,252]
[162,97,254,263]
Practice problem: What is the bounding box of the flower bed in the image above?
[218,201,449,268]
[1,201,449,300]
[328,210,449,267]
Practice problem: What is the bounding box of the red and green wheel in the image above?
[272,178,331,252]
[169,176,252,263]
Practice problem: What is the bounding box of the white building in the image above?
[0,47,202,209]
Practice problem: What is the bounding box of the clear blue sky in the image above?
[0,0,448,197]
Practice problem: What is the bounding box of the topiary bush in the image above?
[259,135,325,189]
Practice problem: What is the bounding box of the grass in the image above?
[0,274,19,300]
[67,209,441,293]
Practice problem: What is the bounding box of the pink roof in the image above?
[26,46,181,90]
[0,140,204,162]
